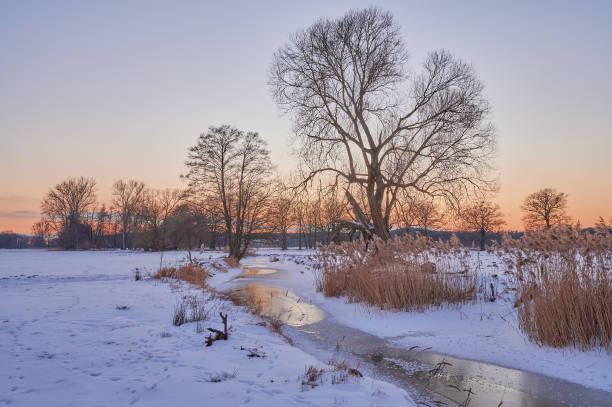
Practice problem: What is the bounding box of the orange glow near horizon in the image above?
[1,183,610,234]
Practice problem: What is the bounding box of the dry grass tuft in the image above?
[300,365,326,390]
[300,359,363,390]
[207,369,238,382]
[209,261,228,273]
[268,317,284,336]
[224,256,240,268]
[328,358,363,384]
[499,224,612,350]
[153,263,210,288]
[173,295,210,326]
[316,235,480,311]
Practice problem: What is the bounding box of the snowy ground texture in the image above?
[0,250,412,407]
[2,248,611,407]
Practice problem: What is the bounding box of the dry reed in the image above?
[153,263,210,288]
[499,224,612,350]
[316,234,480,312]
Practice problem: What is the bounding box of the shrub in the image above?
[500,224,612,350]
[316,235,480,311]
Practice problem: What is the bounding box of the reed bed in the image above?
[499,224,612,350]
[316,234,481,312]
[153,263,210,288]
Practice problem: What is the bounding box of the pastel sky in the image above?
[1,0,611,233]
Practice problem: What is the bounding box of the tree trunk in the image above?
[480,228,486,251]
[369,197,390,241]
[281,229,287,250]
[121,217,127,250]
[229,234,242,260]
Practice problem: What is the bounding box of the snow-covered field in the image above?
[0,249,412,407]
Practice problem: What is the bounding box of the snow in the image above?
[243,250,612,394]
[0,249,412,407]
[2,247,611,405]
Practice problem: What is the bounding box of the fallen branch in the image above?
[205,312,229,347]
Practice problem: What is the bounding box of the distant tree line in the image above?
[0,231,47,249]
[33,176,215,251]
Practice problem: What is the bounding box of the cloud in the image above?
[0,195,39,204]
[0,210,41,219]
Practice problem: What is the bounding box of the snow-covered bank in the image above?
[238,250,612,394]
[0,250,413,406]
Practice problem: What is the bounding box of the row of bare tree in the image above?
[34,177,195,250]
[33,164,574,254]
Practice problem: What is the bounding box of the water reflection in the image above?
[229,283,325,327]
[412,369,559,406]
[239,267,277,276]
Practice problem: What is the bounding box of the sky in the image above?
[1,0,611,233]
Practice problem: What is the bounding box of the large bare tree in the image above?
[184,125,273,260]
[112,179,146,250]
[270,7,495,240]
[521,188,570,230]
[459,199,505,250]
[40,176,97,249]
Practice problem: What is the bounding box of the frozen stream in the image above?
[224,258,612,407]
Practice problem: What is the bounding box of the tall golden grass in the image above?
[153,263,210,288]
[500,224,612,350]
[316,234,480,311]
